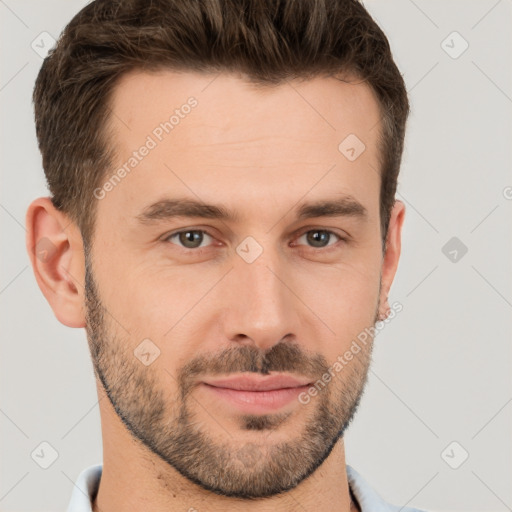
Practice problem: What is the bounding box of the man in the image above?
[26,0,425,510]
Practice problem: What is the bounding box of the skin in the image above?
[26,69,405,512]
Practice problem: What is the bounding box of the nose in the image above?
[221,244,301,352]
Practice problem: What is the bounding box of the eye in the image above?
[294,229,343,249]
[163,228,345,252]
[164,229,214,249]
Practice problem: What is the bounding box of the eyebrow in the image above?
[135,195,368,225]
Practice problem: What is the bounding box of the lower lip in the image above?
[201,383,311,414]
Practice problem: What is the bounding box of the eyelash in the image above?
[163,228,347,252]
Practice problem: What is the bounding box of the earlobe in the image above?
[377,199,406,320]
[25,197,86,328]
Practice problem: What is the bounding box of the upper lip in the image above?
[202,374,313,391]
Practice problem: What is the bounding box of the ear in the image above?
[377,199,406,320]
[25,197,86,328]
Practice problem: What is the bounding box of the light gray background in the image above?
[1,1,511,511]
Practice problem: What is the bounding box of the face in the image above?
[84,69,393,498]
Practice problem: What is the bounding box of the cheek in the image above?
[91,258,166,343]
[295,259,381,343]
[103,263,219,349]
[94,230,382,359]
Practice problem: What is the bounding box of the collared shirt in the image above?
[66,462,427,512]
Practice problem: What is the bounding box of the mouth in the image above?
[200,373,313,414]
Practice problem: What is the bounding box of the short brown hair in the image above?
[33,0,409,251]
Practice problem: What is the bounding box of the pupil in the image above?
[308,230,329,247]
[177,231,330,249]
[180,231,202,248]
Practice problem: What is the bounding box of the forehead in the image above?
[99,69,382,228]
[109,68,381,143]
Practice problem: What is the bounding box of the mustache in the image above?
[178,341,329,396]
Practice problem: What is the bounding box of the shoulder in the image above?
[346,464,428,512]
[66,463,102,512]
